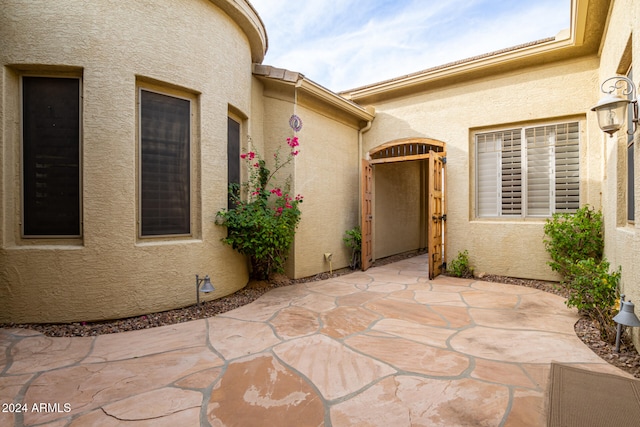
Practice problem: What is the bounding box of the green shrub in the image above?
[343,227,361,251]
[343,226,362,269]
[565,258,620,343]
[543,206,620,343]
[543,206,604,278]
[216,136,303,280]
[447,250,474,278]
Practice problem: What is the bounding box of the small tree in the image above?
[216,136,303,280]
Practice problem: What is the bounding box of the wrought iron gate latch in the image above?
[432,214,446,222]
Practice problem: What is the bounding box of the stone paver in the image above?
[0,254,630,426]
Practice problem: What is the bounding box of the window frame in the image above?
[627,66,635,223]
[137,84,196,239]
[20,75,83,239]
[474,120,581,219]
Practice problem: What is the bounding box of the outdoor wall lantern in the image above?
[591,76,639,137]
[613,294,640,352]
[195,274,215,306]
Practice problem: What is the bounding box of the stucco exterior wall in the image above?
[291,104,361,278]
[0,0,265,322]
[597,0,640,346]
[374,161,423,259]
[256,79,363,278]
[362,56,602,280]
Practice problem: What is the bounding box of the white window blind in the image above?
[501,130,522,215]
[554,122,580,212]
[476,122,579,218]
[526,126,554,216]
[476,133,501,217]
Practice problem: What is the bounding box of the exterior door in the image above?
[361,159,373,271]
[428,151,446,279]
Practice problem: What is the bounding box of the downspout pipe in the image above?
[359,106,375,163]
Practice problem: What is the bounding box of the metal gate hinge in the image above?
[441,156,447,164]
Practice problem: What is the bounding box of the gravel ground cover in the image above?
[3,252,640,378]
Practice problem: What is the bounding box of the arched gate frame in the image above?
[361,138,446,279]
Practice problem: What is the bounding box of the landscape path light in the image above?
[195,274,214,306]
[613,294,640,353]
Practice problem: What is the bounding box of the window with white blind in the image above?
[140,89,191,236]
[476,122,580,218]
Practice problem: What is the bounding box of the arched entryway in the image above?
[362,138,446,279]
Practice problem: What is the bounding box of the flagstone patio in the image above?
[0,254,629,426]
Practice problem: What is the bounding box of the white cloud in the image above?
[250,0,570,92]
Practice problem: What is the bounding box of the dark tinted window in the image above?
[140,90,190,236]
[23,77,81,236]
[228,117,240,210]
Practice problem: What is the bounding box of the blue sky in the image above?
[249,0,571,92]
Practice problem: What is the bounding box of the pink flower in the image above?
[287,136,300,148]
[291,150,299,156]
[295,194,304,201]
[240,153,247,159]
[253,162,260,168]
[248,152,255,160]
[270,188,283,197]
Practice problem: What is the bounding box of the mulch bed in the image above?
[3,251,640,378]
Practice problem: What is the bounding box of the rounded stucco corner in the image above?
[210,0,268,63]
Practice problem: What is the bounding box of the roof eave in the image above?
[253,64,375,122]
[343,36,573,101]
[342,0,594,101]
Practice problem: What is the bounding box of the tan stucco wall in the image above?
[374,161,423,259]
[597,0,640,347]
[256,79,363,278]
[291,105,361,278]
[361,56,602,281]
[0,0,266,322]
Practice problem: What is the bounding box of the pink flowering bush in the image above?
[216,136,303,279]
